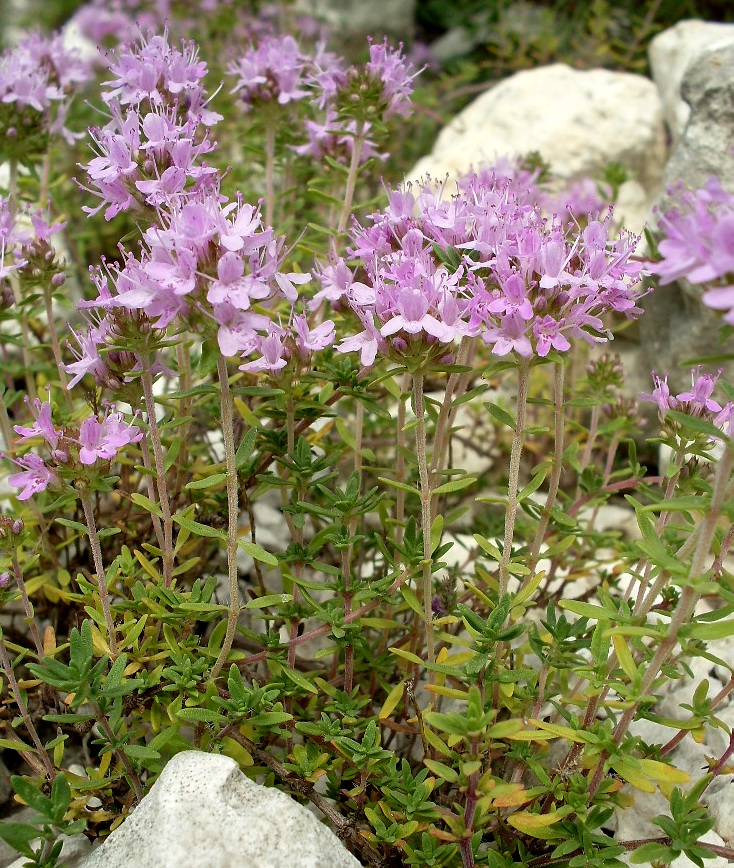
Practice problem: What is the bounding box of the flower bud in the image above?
[0,572,9,588]
[51,272,66,288]
[11,519,23,535]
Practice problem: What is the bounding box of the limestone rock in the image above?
[80,751,361,868]
[649,19,734,143]
[705,777,734,845]
[408,64,666,231]
[637,44,734,394]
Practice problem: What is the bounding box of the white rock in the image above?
[80,751,361,868]
[408,64,666,232]
[649,19,734,142]
[704,777,734,845]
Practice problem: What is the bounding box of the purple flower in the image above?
[365,39,418,119]
[676,367,722,414]
[240,323,289,375]
[292,313,335,356]
[7,453,56,500]
[329,170,643,365]
[78,410,143,465]
[13,395,60,450]
[228,35,310,111]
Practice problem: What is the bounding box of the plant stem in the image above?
[80,490,118,657]
[590,440,734,794]
[139,356,174,587]
[395,372,410,547]
[7,158,37,402]
[336,122,365,236]
[413,371,435,667]
[0,636,54,777]
[42,283,72,409]
[498,359,530,599]
[429,336,474,518]
[210,356,241,681]
[527,361,565,574]
[284,396,305,673]
[11,553,43,657]
[342,401,364,694]
[264,122,276,229]
[94,707,143,802]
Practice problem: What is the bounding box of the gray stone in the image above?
[649,20,734,143]
[408,63,666,232]
[704,778,734,845]
[637,44,734,395]
[80,751,361,868]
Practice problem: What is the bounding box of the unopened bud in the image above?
[6,127,15,137]
[51,272,65,287]
[11,519,23,535]
[0,572,9,588]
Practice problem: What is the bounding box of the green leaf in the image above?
[185,473,227,491]
[430,515,443,554]
[681,620,734,640]
[235,428,258,469]
[245,593,293,609]
[517,467,549,502]
[559,600,616,620]
[55,518,88,534]
[485,402,516,429]
[282,667,318,694]
[423,759,459,782]
[239,540,279,566]
[130,493,165,519]
[432,476,477,495]
[377,476,420,497]
[176,708,226,724]
[10,775,52,817]
[0,822,39,857]
[124,744,161,761]
[172,512,226,540]
[667,409,729,442]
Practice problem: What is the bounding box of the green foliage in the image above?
[1,3,733,868]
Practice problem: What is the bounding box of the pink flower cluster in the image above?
[641,366,734,437]
[0,196,66,290]
[322,170,644,365]
[227,34,415,166]
[79,29,221,220]
[0,31,91,144]
[650,177,734,323]
[7,396,142,500]
[73,183,332,377]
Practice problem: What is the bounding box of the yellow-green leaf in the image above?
[379,680,405,720]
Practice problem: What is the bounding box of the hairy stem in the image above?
[527,361,565,573]
[80,490,118,657]
[336,123,365,235]
[413,372,435,667]
[0,636,54,777]
[11,553,43,657]
[264,122,276,229]
[498,359,530,599]
[210,356,242,681]
[140,356,174,587]
[42,283,72,409]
